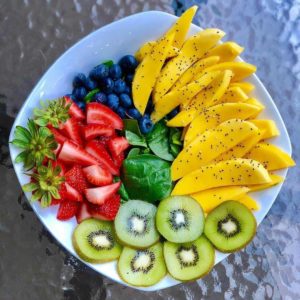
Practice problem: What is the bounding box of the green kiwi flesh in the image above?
[204,200,257,252]
[118,243,167,287]
[72,218,122,263]
[164,236,215,281]
[156,196,204,243]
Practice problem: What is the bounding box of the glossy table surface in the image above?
[0,0,299,299]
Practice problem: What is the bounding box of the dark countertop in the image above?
[0,0,299,299]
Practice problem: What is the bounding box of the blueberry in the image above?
[100,77,114,93]
[107,93,119,111]
[72,86,87,101]
[113,79,126,94]
[124,85,131,95]
[73,73,87,88]
[125,73,134,84]
[85,77,98,90]
[119,93,133,108]
[118,55,138,73]
[109,64,123,80]
[89,64,109,80]
[77,101,86,110]
[168,107,179,119]
[126,108,142,120]
[139,114,154,134]
[117,106,126,118]
[65,93,76,101]
[94,92,107,104]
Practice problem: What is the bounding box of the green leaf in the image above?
[34,118,48,127]
[102,60,114,67]
[169,127,182,146]
[49,187,60,199]
[127,148,141,158]
[170,143,181,157]
[41,193,51,207]
[11,139,29,149]
[14,126,31,143]
[15,151,27,163]
[22,182,38,192]
[27,119,38,135]
[123,119,143,137]
[38,126,51,138]
[84,88,100,103]
[31,190,42,202]
[113,177,129,201]
[125,131,148,148]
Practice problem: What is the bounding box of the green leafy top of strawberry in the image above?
[23,161,65,207]
[11,119,57,170]
[34,97,71,128]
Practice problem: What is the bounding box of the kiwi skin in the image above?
[204,200,257,253]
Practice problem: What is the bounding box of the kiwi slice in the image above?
[72,218,122,263]
[164,236,215,281]
[118,243,166,287]
[114,200,160,249]
[156,196,204,243]
[204,200,257,252]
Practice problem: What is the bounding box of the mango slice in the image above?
[170,56,220,92]
[244,143,295,171]
[237,195,260,210]
[132,34,174,115]
[230,82,255,94]
[198,62,256,82]
[172,158,271,195]
[220,86,249,103]
[183,70,232,110]
[167,109,198,127]
[135,41,180,62]
[153,28,225,103]
[249,119,279,140]
[204,41,244,62]
[191,186,249,213]
[151,71,220,123]
[171,119,258,180]
[247,174,283,191]
[183,102,262,145]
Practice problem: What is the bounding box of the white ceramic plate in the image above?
[9,11,292,291]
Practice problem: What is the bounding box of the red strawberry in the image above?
[83,124,115,141]
[88,194,120,221]
[51,160,67,176]
[114,152,125,168]
[48,125,68,144]
[64,96,85,121]
[97,136,111,149]
[57,200,80,221]
[58,140,99,166]
[84,182,121,205]
[83,165,113,186]
[51,198,61,206]
[76,202,92,223]
[64,182,83,202]
[85,140,119,175]
[53,143,62,157]
[107,136,129,157]
[65,165,88,194]
[86,102,123,130]
[60,117,82,145]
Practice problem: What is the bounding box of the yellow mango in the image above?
[198,62,256,82]
[244,143,295,171]
[214,129,263,162]
[183,102,262,145]
[171,119,258,180]
[167,109,198,127]
[220,86,248,103]
[204,41,244,62]
[183,70,232,110]
[244,98,265,117]
[151,71,221,123]
[237,195,260,210]
[132,34,174,115]
[172,158,271,195]
[181,124,189,141]
[230,82,255,94]
[170,56,220,92]
[248,174,283,192]
[249,119,279,140]
[135,41,180,62]
[191,186,249,213]
[153,29,225,103]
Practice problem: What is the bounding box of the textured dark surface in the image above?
[1,0,299,299]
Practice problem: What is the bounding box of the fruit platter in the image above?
[9,7,295,291]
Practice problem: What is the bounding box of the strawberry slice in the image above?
[57,200,80,221]
[58,140,99,166]
[48,126,68,144]
[76,202,92,223]
[83,124,115,141]
[65,165,88,194]
[114,152,125,168]
[53,143,62,157]
[85,140,119,175]
[60,117,82,145]
[107,136,129,157]
[83,165,113,186]
[86,102,123,130]
[84,182,121,205]
[88,194,120,221]
[64,95,85,121]
[64,182,83,202]
[97,136,111,149]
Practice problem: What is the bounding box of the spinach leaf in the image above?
[122,154,172,203]
[169,127,182,146]
[125,131,147,148]
[170,143,181,157]
[127,148,141,158]
[123,119,142,136]
[113,176,129,201]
